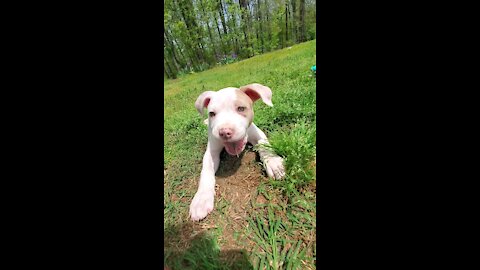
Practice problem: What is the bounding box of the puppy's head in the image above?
[195,83,273,155]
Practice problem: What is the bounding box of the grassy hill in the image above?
[164,40,316,270]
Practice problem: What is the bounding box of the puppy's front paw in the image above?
[189,190,214,221]
[265,156,286,179]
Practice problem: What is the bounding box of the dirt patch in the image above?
[214,149,265,250]
[165,147,268,254]
[256,194,267,204]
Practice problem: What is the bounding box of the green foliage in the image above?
[164,0,317,78]
[263,120,316,197]
[247,206,312,270]
[165,230,253,270]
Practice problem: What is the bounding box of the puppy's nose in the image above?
[219,128,233,139]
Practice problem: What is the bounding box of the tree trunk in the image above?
[199,0,218,61]
[239,0,251,57]
[264,0,272,50]
[164,30,182,69]
[285,2,288,47]
[257,0,264,53]
[177,0,204,68]
[299,0,306,42]
[213,10,228,57]
[218,0,231,52]
[291,0,297,43]
[164,57,177,79]
[255,2,259,54]
[229,8,240,56]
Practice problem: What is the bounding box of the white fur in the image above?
[190,84,285,221]
[207,88,250,142]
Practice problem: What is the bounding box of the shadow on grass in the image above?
[216,145,268,181]
[164,222,253,270]
[215,148,248,178]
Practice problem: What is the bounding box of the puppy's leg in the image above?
[247,123,285,179]
[189,141,221,221]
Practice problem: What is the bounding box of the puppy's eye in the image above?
[209,112,216,117]
[237,106,246,112]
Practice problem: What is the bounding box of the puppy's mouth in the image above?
[224,137,247,156]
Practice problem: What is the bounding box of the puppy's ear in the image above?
[195,91,216,115]
[239,83,273,107]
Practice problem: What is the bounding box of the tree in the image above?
[299,0,306,42]
[163,0,317,79]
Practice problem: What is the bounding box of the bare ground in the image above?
[165,146,267,259]
[165,148,317,269]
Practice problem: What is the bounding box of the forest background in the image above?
[164,0,316,79]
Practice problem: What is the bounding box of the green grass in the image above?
[164,40,316,270]
[246,206,313,269]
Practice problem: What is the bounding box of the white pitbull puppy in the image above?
[189,83,285,221]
